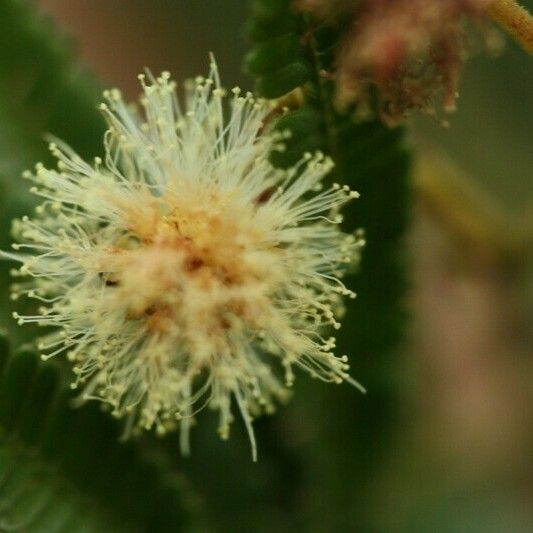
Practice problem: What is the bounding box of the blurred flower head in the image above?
[298,0,494,124]
[7,60,364,459]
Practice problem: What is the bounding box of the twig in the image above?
[413,150,529,272]
[489,0,533,55]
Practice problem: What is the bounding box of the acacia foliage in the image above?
[245,0,411,528]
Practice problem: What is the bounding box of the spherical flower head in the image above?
[8,60,364,459]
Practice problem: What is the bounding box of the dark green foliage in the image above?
[245,0,312,98]
[0,0,106,342]
[0,332,200,532]
[245,1,412,530]
[244,34,301,75]
[270,108,324,167]
[0,442,125,533]
[0,0,104,173]
[255,59,312,98]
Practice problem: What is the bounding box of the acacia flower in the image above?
[5,60,364,459]
[299,0,494,124]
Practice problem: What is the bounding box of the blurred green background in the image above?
[0,0,531,531]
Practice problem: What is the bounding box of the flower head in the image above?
[7,60,363,459]
[299,0,494,124]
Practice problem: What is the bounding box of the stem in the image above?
[414,150,525,271]
[489,0,533,55]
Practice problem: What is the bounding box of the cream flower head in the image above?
[7,58,364,460]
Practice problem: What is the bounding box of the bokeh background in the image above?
[0,1,531,531]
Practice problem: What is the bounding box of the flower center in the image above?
[100,189,281,337]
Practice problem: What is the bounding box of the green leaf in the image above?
[244,34,301,75]
[0,440,125,532]
[270,107,324,167]
[246,16,300,43]
[255,59,313,99]
[0,332,201,532]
